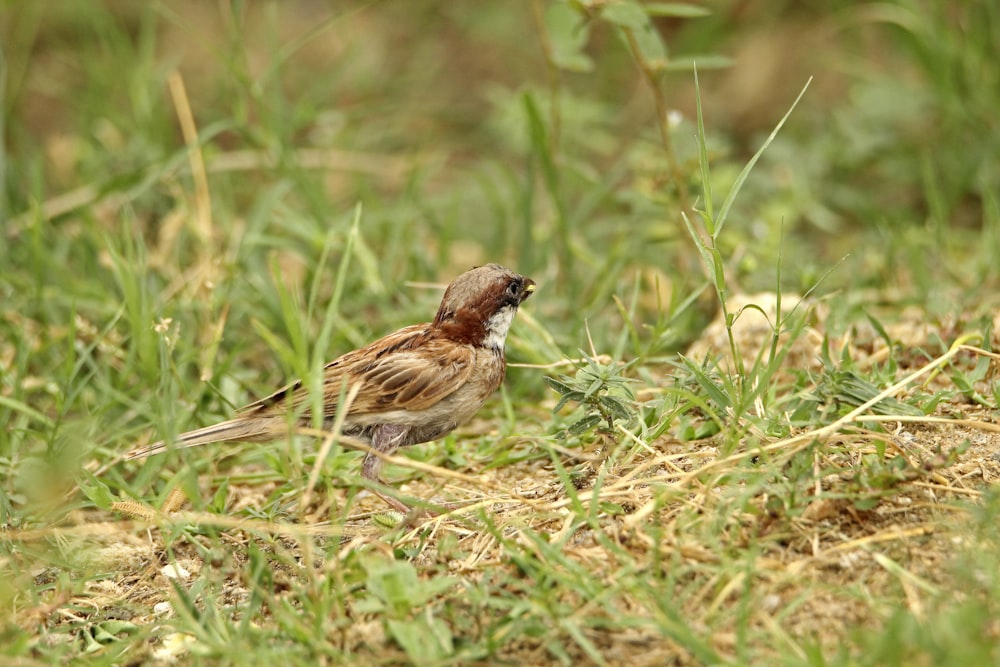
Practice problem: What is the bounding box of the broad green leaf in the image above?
[600,1,649,29]
[627,22,668,65]
[569,414,603,435]
[544,375,576,394]
[388,616,454,664]
[598,3,671,66]
[545,3,594,72]
[554,392,586,413]
[365,560,456,617]
[79,471,114,509]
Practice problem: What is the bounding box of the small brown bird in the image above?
[127,264,536,513]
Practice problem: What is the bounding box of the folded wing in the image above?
[244,325,475,418]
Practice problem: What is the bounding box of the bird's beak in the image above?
[521,279,536,302]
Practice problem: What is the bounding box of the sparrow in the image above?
[127,264,536,513]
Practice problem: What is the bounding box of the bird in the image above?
[127,264,536,513]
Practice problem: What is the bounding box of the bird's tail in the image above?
[126,415,287,460]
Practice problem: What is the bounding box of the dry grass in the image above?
[9,312,999,664]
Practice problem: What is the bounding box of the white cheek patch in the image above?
[484,305,516,350]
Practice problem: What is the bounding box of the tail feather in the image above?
[126,416,286,460]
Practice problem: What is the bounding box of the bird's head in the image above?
[432,264,535,349]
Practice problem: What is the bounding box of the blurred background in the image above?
[5,1,996,299]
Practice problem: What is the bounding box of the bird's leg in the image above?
[362,423,427,515]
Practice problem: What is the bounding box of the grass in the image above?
[3,1,1000,664]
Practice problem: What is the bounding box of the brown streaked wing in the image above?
[238,324,429,416]
[238,324,473,417]
[342,337,475,414]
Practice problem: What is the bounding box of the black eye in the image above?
[508,281,520,296]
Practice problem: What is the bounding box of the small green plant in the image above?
[816,368,924,417]
[357,560,458,664]
[947,345,999,409]
[847,440,968,510]
[545,354,638,438]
